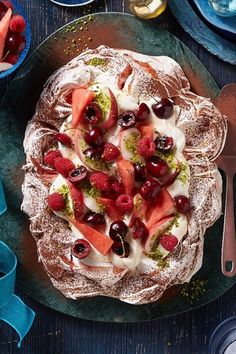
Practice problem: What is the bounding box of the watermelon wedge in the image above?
[68,182,84,219]
[117,159,134,196]
[146,189,175,229]
[144,215,175,253]
[72,220,113,255]
[72,88,95,128]
[0,8,12,60]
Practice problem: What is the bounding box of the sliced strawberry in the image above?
[138,124,154,140]
[117,159,134,196]
[144,215,175,253]
[146,189,175,229]
[68,182,84,219]
[72,88,95,128]
[97,197,124,221]
[72,220,113,255]
[0,8,12,60]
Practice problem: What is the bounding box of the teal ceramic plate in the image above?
[168,0,236,65]
[0,13,235,323]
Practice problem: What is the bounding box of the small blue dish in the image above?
[50,0,95,7]
[209,317,236,353]
[191,0,236,41]
[0,0,31,79]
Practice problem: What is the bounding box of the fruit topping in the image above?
[131,194,147,221]
[137,137,155,158]
[68,166,88,183]
[102,142,120,162]
[44,149,62,167]
[152,98,173,119]
[136,102,150,121]
[4,52,17,64]
[83,211,105,225]
[134,163,146,182]
[131,218,149,240]
[47,192,65,211]
[161,167,180,188]
[90,172,110,191]
[109,220,128,242]
[102,180,125,199]
[111,241,130,258]
[138,124,154,140]
[54,157,75,177]
[72,88,95,128]
[174,195,191,215]
[116,194,133,213]
[0,8,12,60]
[68,183,84,219]
[146,155,169,178]
[9,14,26,33]
[97,197,124,221]
[144,216,175,253]
[5,32,25,54]
[72,220,113,255]
[55,132,72,148]
[140,178,162,201]
[83,147,103,160]
[84,102,102,125]
[72,239,91,259]
[84,127,104,147]
[154,135,174,152]
[118,111,136,129]
[99,88,118,130]
[159,233,178,252]
[117,159,134,195]
[147,189,175,229]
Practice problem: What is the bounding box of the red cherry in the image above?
[109,220,128,242]
[111,241,130,258]
[152,98,173,119]
[140,179,162,201]
[132,218,149,240]
[84,102,102,125]
[154,136,174,152]
[84,127,104,147]
[5,32,26,54]
[134,164,146,182]
[136,103,150,121]
[72,239,91,259]
[174,195,191,215]
[146,156,169,178]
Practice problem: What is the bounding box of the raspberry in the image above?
[137,137,155,158]
[5,53,18,64]
[44,149,62,167]
[47,193,65,211]
[102,180,125,199]
[54,157,75,177]
[102,143,120,162]
[90,172,110,191]
[9,15,26,33]
[159,234,178,252]
[116,194,133,212]
[55,133,72,148]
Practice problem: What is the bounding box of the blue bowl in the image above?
[209,317,236,353]
[50,0,95,6]
[0,0,31,79]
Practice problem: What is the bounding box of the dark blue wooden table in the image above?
[0,1,236,353]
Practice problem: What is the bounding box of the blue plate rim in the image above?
[168,0,236,65]
[50,0,95,7]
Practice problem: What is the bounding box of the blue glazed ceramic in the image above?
[50,0,94,6]
[168,0,236,65]
[0,0,31,79]
[209,317,236,353]
[192,0,236,40]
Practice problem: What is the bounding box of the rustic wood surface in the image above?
[0,1,236,353]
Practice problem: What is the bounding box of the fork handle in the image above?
[222,171,236,277]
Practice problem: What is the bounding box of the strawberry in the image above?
[54,157,75,177]
[90,172,110,191]
[55,133,72,148]
[159,234,178,252]
[47,193,65,211]
[102,143,120,162]
[116,194,133,213]
[44,149,62,167]
[137,137,155,158]
[9,14,26,33]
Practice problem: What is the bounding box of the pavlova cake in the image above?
[22,46,227,304]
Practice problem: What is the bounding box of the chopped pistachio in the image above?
[86,58,107,66]
[58,184,73,217]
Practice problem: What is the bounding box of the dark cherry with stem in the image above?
[112,241,130,258]
[109,220,128,242]
[152,98,174,119]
